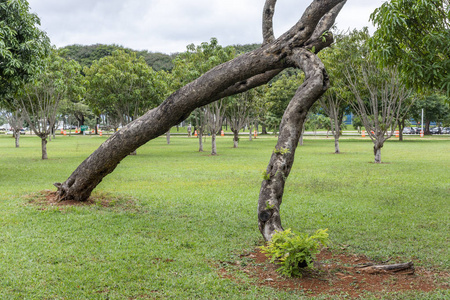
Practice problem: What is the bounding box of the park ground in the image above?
[0,133,449,299]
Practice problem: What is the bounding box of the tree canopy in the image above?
[369,0,450,94]
[0,0,50,102]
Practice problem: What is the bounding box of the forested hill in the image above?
[60,43,262,72]
[60,44,177,71]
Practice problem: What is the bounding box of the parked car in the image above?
[402,127,415,134]
[430,127,442,134]
[441,127,450,134]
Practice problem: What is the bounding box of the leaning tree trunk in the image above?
[54,0,346,216]
[257,49,330,241]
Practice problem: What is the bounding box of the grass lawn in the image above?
[0,134,449,299]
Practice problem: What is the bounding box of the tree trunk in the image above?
[262,124,267,135]
[233,130,239,148]
[198,130,204,152]
[334,136,340,154]
[257,49,330,241]
[374,144,382,163]
[41,138,48,160]
[399,118,405,141]
[14,129,20,148]
[211,133,217,155]
[166,130,170,144]
[53,0,346,206]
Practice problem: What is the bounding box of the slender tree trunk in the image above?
[399,118,405,141]
[41,138,48,160]
[211,133,217,155]
[166,130,170,144]
[198,130,204,152]
[233,130,239,148]
[334,136,340,154]
[14,129,20,148]
[373,140,384,163]
[249,124,253,141]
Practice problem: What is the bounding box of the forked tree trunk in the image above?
[53,0,347,236]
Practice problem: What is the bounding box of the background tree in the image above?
[1,106,25,147]
[84,50,166,138]
[226,89,259,147]
[205,100,226,155]
[346,62,411,163]
[369,0,450,95]
[171,38,236,152]
[0,0,50,102]
[319,32,354,153]
[411,93,450,133]
[18,51,83,159]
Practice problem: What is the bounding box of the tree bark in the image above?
[374,144,382,164]
[166,130,170,145]
[211,133,217,155]
[54,0,347,208]
[257,49,330,241]
[41,138,48,160]
[233,130,239,148]
[334,136,340,154]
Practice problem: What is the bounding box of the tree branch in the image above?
[263,0,277,45]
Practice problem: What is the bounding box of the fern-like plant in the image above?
[259,228,329,277]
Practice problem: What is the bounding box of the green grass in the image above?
[0,134,449,299]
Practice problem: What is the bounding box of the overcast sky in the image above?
[27,0,386,54]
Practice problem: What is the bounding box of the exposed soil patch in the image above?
[24,190,142,212]
[219,248,449,298]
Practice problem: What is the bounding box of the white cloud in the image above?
[28,0,382,54]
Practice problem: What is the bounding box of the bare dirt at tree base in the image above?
[218,248,449,298]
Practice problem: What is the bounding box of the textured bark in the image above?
[54,0,347,209]
[257,49,330,241]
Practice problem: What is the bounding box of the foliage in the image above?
[60,44,175,71]
[0,0,50,102]
[263,73,304,133]
[260,229,330,277]
[84,50,169,127]
[369,0,450,95]
[410,93,450,131]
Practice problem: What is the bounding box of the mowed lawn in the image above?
[0,133,449,299]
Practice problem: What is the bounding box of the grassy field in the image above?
[0,134,449,299]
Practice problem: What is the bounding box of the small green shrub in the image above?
[259,228,329,277]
